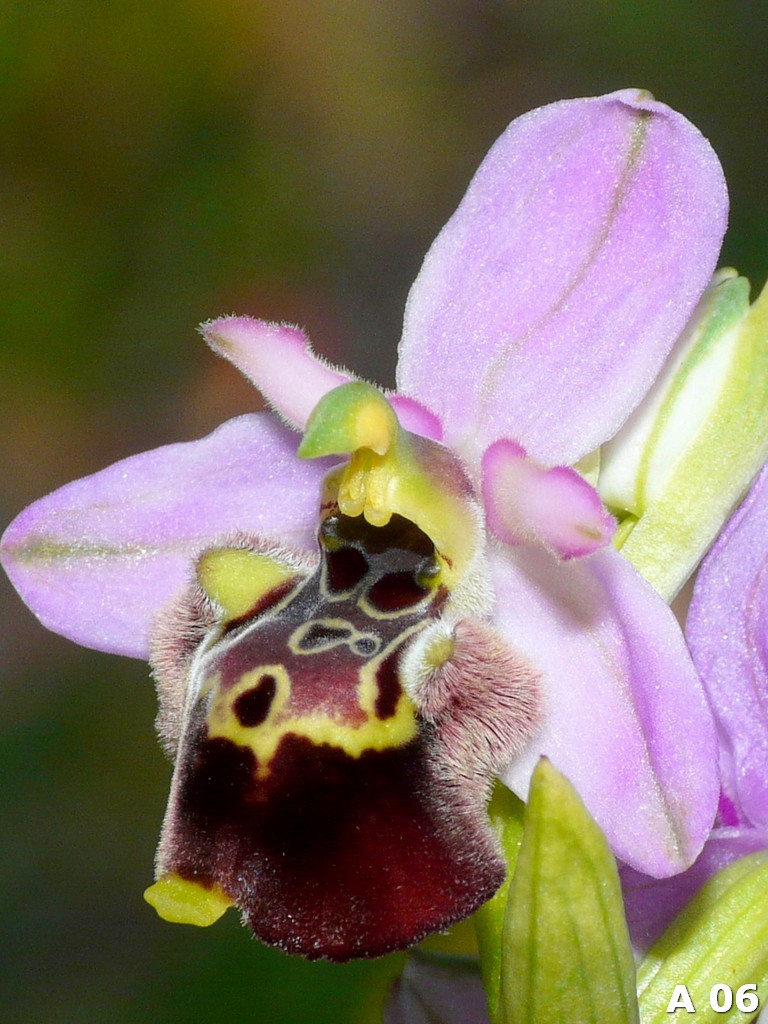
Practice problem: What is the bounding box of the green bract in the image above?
[496,759,639,1024]
[599,270,768,600]
[637,851,768,1023]
[473,783,526,1024]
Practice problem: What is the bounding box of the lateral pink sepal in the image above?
[0,414,326,658]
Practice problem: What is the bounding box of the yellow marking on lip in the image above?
[205,646,419,768]
[287,617,380,657]
[206,665,290,748]
[356,622,425,722]
[357,587,435,621]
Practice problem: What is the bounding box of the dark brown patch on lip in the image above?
[163,728,503,961]
[367,571,429,612]
[325,546,369,592]
[180,735,257,818]
[155,510,507,961]
[296,622,352,650]
[374,651,401,720]
[233,675,277,728]
[322,512,435,559]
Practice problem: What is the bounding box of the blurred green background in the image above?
[1,3,767,1022]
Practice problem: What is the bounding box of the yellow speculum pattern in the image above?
[192,526,439,776]
[288,616,381,656]
[204,628,422,771]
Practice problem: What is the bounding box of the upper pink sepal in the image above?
[482,439,615,558]
[397,90,727,467]
[201,316,352,429]
[0,414,327,659]
[490,543,719,877]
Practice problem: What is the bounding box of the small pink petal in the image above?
[201,316,445,441]
[397,90,727,467]
[491,543,718,877]
[482,439,615,558]
[201,316,353,430]
[687,462,768,829]
[1,414,328,659]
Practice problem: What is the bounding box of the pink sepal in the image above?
[622,827,768,952]
[687,462,768,830]
[397,90,727,467]
[1,414,327,658]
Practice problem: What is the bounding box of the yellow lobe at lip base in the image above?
[299,382,481,589]
[197,548,296,621]
[144,873,233,927]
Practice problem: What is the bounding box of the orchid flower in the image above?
[1,89,726,961]
[624,461,768,952]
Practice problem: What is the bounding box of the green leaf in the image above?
[500,759,639,1024]
[474,783,526,1024]
[637,850,768,1023]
